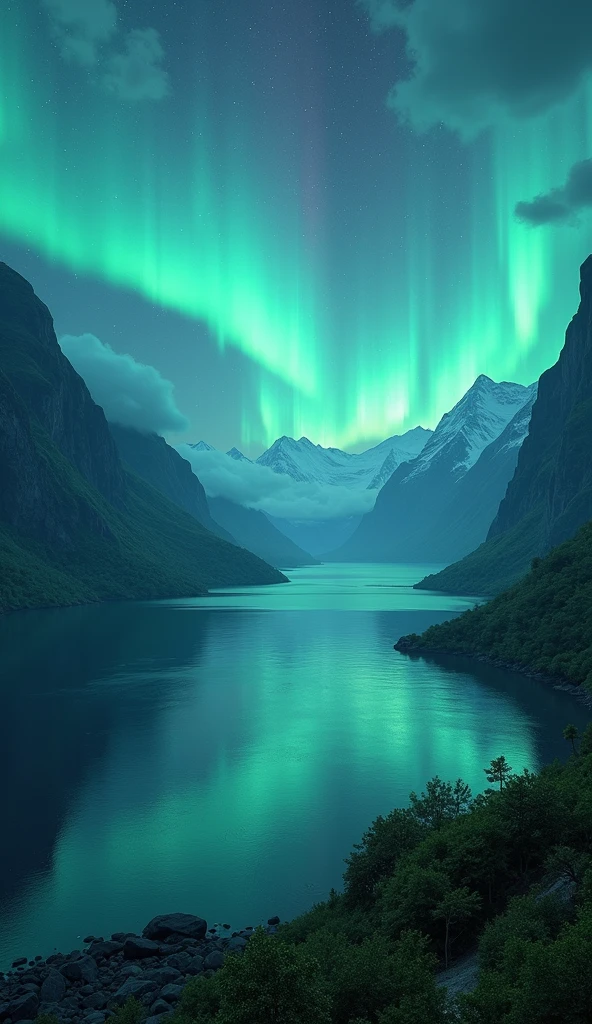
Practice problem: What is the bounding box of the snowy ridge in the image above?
[404,376,532,483]
[255,426,432,490]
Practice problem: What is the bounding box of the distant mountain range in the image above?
[418,254,592,595]
[328,375,536,563]
[255,428,432,489]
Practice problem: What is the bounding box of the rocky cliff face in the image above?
[0,263,125,508]
[416,254,592,595]
[489,255,592,549]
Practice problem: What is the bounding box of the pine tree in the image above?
[484,755,512,791]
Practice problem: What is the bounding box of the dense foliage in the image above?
[161,739,592,1024]
[399,519,592,689]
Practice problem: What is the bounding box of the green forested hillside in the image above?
[399,519,592,690]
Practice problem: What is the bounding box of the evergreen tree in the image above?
[484,755,512,791]
[562,723,579,755]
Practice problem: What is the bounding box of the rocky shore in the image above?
[393,636,592,709]
[0,913,281,1024]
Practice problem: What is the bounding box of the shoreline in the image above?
[394,639,592,710]
[0,913,280,1024]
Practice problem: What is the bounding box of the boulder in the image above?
[123,937,161,960]
[6,993,39,1021]
[87,940,123,960]
[113,978,158,1006]
[40,969,66,1003]
[267,916,280,926]
[142,968,182,986]
[203,951,225,971]
[60,955,98,983]
[11,960,27,969]
[160,984,184,1003]
[185,955,204,976]
[83,1013,107,1024]
[143,914,207,942]
[82,992,108,1009]
[227,937,247,951]
[149,999,173,1016]
[145,1014,174,1024]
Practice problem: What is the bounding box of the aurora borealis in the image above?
[1,0,592,452]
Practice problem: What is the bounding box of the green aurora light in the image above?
[1,1,592,449]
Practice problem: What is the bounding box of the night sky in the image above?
[2,0,592,454]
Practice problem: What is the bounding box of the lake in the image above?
[1,562,589,969]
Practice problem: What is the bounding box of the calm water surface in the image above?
[1,563,589,967]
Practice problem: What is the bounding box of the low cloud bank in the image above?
[60,333,188,434]
[179,446,377,521]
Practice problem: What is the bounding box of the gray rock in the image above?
[83,1013,106,1024]
[7,992,39,1021]
[164,953,192,972]
[203,951,224,971]
[113,978,158,1006]
[143,914,207,942]
[159,984,183,1003]
[40,971,66,1003]
[123,937,161,960]
[226,936,247,951]
[184,955,204,976]
[141,968,181,986]
[112,965,143,983]
[83,936,97,945]
[80,985,95,996]
[87,940,123,960]
[11,960,27,969]
[110,933,127,942]
[267,916,280,926]
[82,992,108,1009]
[149,999,173,1015]
[60,955,98,983]
[145,1015,174,1024]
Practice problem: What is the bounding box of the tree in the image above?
[580,722,592,756]
[433,887,481,969]
[562,723,579,755]
[214,927,332,1024]
[343,808,426,909]
[409,776,471,830]
[484,755,512,791]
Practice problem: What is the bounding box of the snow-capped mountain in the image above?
[330,376,537,563]
[226,447,252,463]
[256,426,432,490]
[402,376,531,484]
[188,440,216,452]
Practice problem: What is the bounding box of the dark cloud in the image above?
[358,0,592,137]
[59,333,188,435]
[515,159,592,225]
[103,28,170,101]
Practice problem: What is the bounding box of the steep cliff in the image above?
[0,264,286,612]
[109,424,234,542]
[417,255,592,595]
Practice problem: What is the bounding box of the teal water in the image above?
[1,563,589,968]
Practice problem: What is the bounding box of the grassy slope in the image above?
[0,428,286,614]
[414,509,545,596]
[397,519,592,689]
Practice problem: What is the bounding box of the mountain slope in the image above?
[395,517,592,691]
[256,427,431,489]
[0,263,285,612]
[109,423,234,543]
[208,497,319,568]
[419,255,592,595]
[330,377,532,562]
